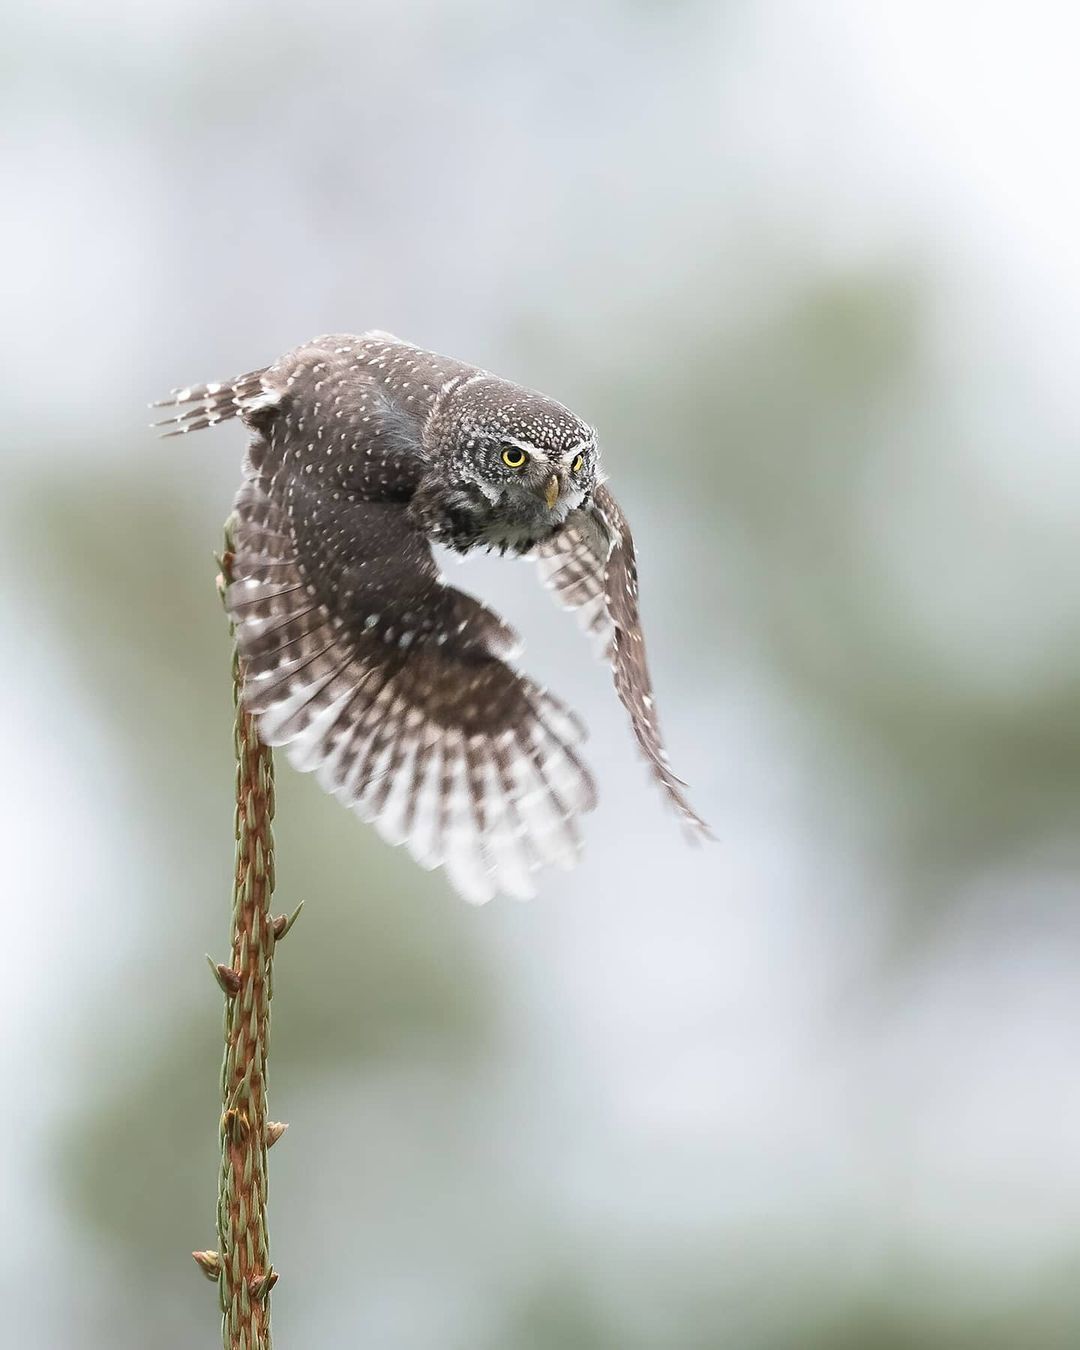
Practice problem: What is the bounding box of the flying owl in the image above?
[156,333,708,902]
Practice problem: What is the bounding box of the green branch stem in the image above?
[194,522,297,1350]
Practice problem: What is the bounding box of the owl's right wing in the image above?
[529,484,710,838]
[227,467,596,906]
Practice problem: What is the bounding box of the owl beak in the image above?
[540,474,561,510]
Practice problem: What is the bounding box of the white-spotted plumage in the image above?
[157,331,707,903]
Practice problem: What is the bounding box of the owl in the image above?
[156,333,708,902]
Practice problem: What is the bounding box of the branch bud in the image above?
[192,1249,221,1282]
[265,1121,289,1149]
[249,1268,279,1301]
[207,955,241,996]
[271,900,304,941]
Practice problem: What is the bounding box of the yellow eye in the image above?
[501,447,528,468]
[571,453,585,473]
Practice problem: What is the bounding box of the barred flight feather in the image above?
[528,486,711,839]
[152,370,271,437]
[225,482,595,903]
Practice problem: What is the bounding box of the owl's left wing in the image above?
[529,484,710,838]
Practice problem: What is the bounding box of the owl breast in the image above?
[478,487,585,553]
[479,515,563,554]
[409,476,585,556]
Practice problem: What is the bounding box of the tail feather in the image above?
[151,368,271,437]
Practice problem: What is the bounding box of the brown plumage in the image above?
[156,331,708,902]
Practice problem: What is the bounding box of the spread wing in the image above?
[530,484,710,837]
[160,345,596,904]
[229,478,596,904]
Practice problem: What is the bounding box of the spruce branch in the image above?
[195,520,296,1350]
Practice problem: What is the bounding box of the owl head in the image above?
[425,376,601,548]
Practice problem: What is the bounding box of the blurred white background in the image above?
[3,2,1080,1346]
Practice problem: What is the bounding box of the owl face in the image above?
[430,378,601,550]
[467,431,597,513]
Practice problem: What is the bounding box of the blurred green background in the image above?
[4,2,1080,1346]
